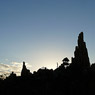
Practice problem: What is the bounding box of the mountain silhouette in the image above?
[0,32,95,95]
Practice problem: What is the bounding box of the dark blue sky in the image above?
[0,0,95,74]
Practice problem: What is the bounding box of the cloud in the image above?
[0,62,32,76]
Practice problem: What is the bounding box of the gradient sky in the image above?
[0,0,95,74]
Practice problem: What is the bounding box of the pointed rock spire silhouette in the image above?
[72,32,90,69]
[21,62,31,77]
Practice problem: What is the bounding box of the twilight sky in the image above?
[0,0,95,75]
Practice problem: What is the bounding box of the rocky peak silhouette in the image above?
[0,32,95,95]
[21,61,31,77]
[72,32,90,69]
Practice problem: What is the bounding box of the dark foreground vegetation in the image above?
[0,32,95,95]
